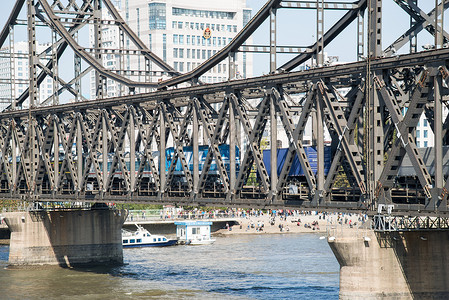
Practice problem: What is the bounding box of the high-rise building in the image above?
[90,0,253,98]
[0,41,56,110]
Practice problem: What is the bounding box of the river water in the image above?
[0,233,339,299]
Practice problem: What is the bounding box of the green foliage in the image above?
[0,199,19,211]
[115,204,163,210]
[333,167,350,188]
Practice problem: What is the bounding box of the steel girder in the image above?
[0,1,449,217]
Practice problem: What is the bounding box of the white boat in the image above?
[122,224,177,248]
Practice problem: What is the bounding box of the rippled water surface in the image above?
[0,234,339,299]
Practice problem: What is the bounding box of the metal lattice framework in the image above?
[0,0,448,215]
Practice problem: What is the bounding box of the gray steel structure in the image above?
[0,0,448,216]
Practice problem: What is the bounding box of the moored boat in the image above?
[122,224,177,248]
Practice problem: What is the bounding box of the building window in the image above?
[173,48,178,58]
[174,62,178,71]
[179,48,184,58]
[197,49,200,59]
[192,49,195,59]
[149,3,166,30]
[187,35,191,45]
[187,49,190,58]
[179,62,184,72]
[179,35,184,45]
[173,34,178,44]
[424,130,428,138]
[207,50,211,58]
[243,9,252,26]
[178,21,183,29]
[423,119,428,127]
[202,50,206,59]
[172,8,235,20]
[416,130,420,138]
[424,141,428,147]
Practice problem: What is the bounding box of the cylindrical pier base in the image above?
[328,227,449,299]
[3,209,126,267]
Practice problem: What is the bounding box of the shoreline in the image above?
[213,213,365,236]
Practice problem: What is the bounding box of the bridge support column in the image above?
[328,227,449,299]
[3,208,126,267]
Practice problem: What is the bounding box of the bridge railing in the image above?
[125,210,238,222]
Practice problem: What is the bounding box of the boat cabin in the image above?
[174,221,214,244]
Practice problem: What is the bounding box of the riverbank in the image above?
[214,212,366,235]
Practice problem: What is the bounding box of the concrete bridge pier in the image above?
[3,208,126,267]
[328,227,449,299]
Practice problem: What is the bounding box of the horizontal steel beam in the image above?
[2,47,449,119]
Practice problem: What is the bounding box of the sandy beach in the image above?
[214,212,367,235]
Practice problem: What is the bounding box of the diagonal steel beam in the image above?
[375,73,433,198]
[194,97,230,193]
[272,86,317,194]
[231,93,271,192]
[318,81,366,194]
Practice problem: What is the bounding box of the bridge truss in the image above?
[0,0,448,215]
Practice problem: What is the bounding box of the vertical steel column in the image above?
[9,25,15,109]
[145,58,150,93]
[367,0,383,207]
[53,31,59,105]
[316,87,324,200]
[12,121,16,191]
[193,102,199,195]
[369,0,382,58]
[53,120,59,191]
[94,0,104,99]
[76,117,82,192]
[270,91,277,199]
[229,96,236,195]
[130,110,135,192]
[74,31,81,102]
[270,7,277,73]
[316,0,324,67]
[410,0,418,53]
[228,52,236,80]
[435,0,444,48]
[102,112,108,192]
[27,0,37,197]
[357,9,365,60]
[159,105,166,196]
[119,28,124,96]
[434,74,444,209]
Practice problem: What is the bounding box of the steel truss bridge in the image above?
[0,0,449,216]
